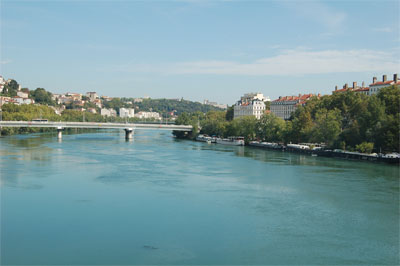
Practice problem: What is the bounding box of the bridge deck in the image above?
[0,121,193,131]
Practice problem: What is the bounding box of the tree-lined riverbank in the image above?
[174,85,400,154]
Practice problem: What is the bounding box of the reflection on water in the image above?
[1,130,399,265]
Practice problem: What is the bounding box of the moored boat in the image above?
[196,134,212,142]
[216,137,245,146]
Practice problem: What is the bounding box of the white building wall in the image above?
[369,84,393,95]
[101,108,117,117]
[119,108,135,118]
[234,100,265,120]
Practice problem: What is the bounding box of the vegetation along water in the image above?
[174,86,400,155]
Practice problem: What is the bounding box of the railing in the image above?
[0,121,192,131]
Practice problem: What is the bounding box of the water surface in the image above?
[1,130,399,265]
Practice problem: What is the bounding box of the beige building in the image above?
[86,92,98,102]
[270,94,314,120]
[333,82,369,96]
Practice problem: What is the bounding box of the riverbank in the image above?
[248,141,400,165]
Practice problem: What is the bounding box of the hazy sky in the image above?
[1,0,399,104]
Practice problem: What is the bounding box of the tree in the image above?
[290,107,313,143]
[355,142,374,154]
[256,113,285,142]
[30,88,55,105]
[235,116,257,143]
[1,79,19,96]
[225,105,234,121]
[310,108,341,147]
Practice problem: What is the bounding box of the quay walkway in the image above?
[0,121,193,140]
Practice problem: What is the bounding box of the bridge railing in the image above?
[0,121,192,131]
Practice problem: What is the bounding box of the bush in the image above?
[355,142,374,154]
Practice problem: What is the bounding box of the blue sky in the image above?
[1,0,399,104]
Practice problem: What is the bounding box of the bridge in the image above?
[0,121,193,140]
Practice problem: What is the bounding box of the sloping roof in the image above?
[272,94,314,102]
[369,80,399,87]
[353,87,369,92]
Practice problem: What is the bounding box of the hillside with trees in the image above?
[107,97,224,116]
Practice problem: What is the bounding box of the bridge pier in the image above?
[57,127,63,139]
[124,128,134,140]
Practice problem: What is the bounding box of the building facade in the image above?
[100,108,117,117]
[135,111,161,120]
[233,93,269,120]
[86,92,98,102]
[270,94,314,120]
[369,74,399,95]
[119,108,135,118]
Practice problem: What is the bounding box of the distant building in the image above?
[270,94,315,120]
[87,108,97,114]
[133,98,143,103]
[58,96,73,105]
[101,108,117,117]
[233,93,269,120]
[203,99,228,109]
[66,93,82,101]
[135,111,161,120]
[333,82,369,95]
[52,93,64,102]
[0,96,11,107]
[11,96,34,105]
[93,99,102,108]
[86,92,98,102]
[101,96,113,101]
[119,108,135,118]
[17,91,29,98]
[73,100,85,107]
[369,74,399,95]
[353,87,369,95]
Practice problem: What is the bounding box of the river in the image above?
[1,130,399,265]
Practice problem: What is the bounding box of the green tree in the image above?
[310,108,342,147]
[355,142,374,154]
[235,116,257,143]
[290,107,313,143]
[256,113,285,142]
[1,80,19,96]
[30,88,55,105]
[225,105,234,121]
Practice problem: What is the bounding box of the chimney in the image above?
[298,93,301,97]
[383,75,387,82]
[362,81,365,87]
[373,77,377,84]
[345,83,348,89]
[335,85,338,91]
[394,74,398,83]
[353,82,357,89]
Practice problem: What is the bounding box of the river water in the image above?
[1,130,399,265]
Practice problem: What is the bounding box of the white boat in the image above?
[196,134,212,142]
[216,137,245,146]
[287,143,310,150]
[382,153,400,158]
